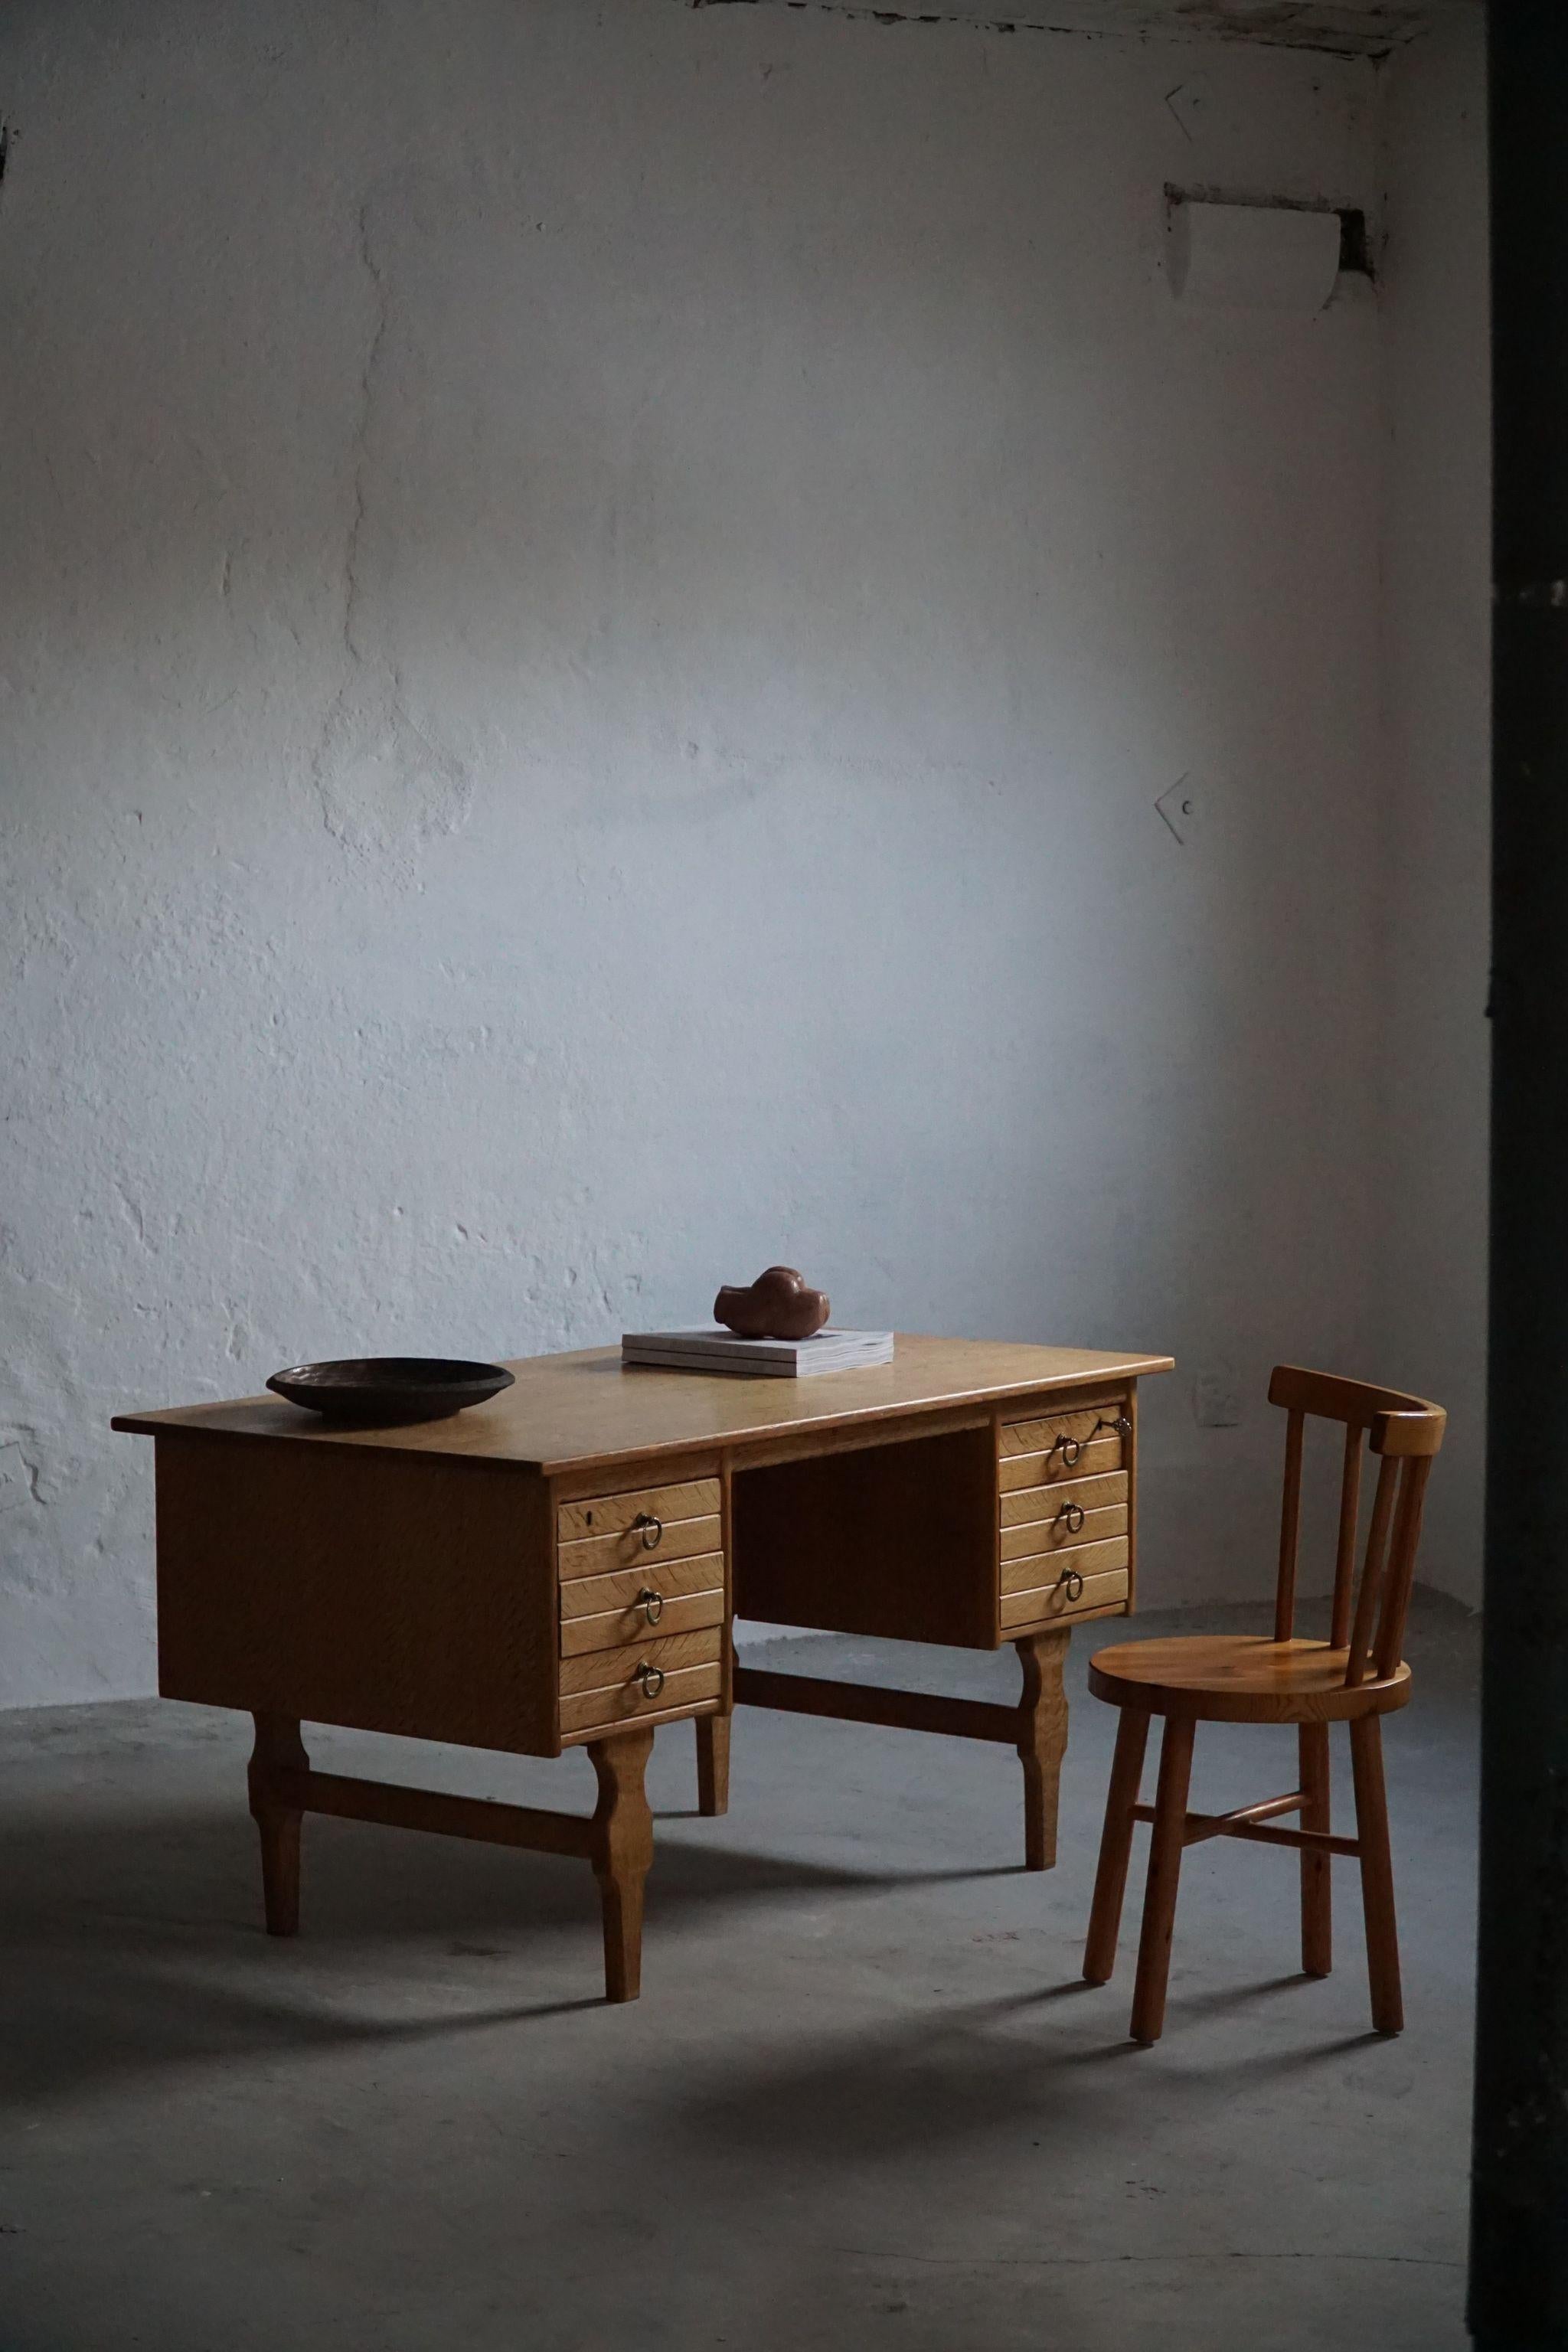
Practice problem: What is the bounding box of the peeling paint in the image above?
[0,1438,44,1512]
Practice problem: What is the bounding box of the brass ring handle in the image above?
[632,1512,663,1551]
[1056,1434,1085,1467]
[636,1661,665,1700]
[1055,1501,1086,1535]
[1059,1566,1086,1603]
[638,1586,665,1626]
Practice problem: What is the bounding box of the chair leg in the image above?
[695,1713,730,1817]
[247,1713,309,1938]
[1015,1629,1070,1870]
[590,1727,655,2004]
[1083,1707,1151,1984]
[1129,1715,1196,2046]
[1349,1715,1403,2036]
[1298,1721,1333,1978]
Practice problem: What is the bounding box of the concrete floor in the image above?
[0,1595,1477,2351]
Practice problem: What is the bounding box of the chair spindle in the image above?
[1345,1454,1400,1687]
[1374,1457,1433,1684]
[1328,1423,1364,1651]
[1275,1408,1305,1642]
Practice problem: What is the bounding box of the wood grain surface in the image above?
[733,1425,998,1649]
[155,1434,557,1753]
[560,1664,724,1738]
[1000,1566,1130,1631]
[557,1482,720,1546]
[1087,1634,1414,1724]
[998,1435,1124,1493]
[999,1534,1131,1593]
[999,1507,1129,1562]
[559,1585,725,1658]
[558,1553,724,1621]
[115,1335,1173,1476]
[1000,1469,1127,1529]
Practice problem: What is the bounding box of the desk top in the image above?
[114,1334,1173,1478]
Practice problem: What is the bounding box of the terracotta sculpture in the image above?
[714,1266,831,1341]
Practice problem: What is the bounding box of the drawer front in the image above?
[1000,1501,1128,1563]
[560,1551,724,1625]
[560,1662,724,1740]
[1000,1533,1129,1597]
[1000,1468,1126,1530]
[998,1402,1129,1491]
[1001,1566,1129,1632]
[558,1511,722,1581]
[999,1436,1122,1493]
[557,1478,720,1548]
[998,1401,1127,1459]
[559,1625,723,1700]
[560,1575,725,1658]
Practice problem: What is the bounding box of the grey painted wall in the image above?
[2,0,1478,1707]
[1377,13,1490,1604]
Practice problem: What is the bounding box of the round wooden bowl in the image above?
[266,1358,515,1425]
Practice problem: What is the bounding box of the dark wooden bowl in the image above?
[266,1358,515,1425]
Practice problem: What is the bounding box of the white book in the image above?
[621,1327,895,1378]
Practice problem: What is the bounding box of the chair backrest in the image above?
[1267,1365,1447,1687]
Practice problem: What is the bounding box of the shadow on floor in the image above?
[0,1793,1024,2108]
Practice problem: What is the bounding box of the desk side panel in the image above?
[154,1436,556,1755]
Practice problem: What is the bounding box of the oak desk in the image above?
[115,1334,1172,2001]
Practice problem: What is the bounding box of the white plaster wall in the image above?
[1375,12,1490,1605]
[2,0,1387,1705]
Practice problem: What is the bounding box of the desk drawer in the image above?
[1000,1533,1129,1598]
[1001,1565,1129,1632]
[560,1557,725,1658]
[557,1477,720,1569]
[560,1663,724,1739]
[1001,1468,1125,1530]
[559,1625,723,1700]
[559,1511,722,1582]
[998,1403,1129,1494]
[559,1625,724,1737]
[1000,1498,1128,1562]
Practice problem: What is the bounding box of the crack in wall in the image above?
[342,198,390,675]
[687,0,1446,53]
[309,200,472,854]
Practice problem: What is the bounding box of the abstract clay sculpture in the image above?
[713,1266,831,1341]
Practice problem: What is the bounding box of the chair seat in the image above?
[1087,1635,1412,1724]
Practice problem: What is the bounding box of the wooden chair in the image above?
[1082,1366,1446,2045]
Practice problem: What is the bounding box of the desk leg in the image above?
[248,1713,309,1936]
[695,1713,731,1817]
[589,1727,655,2002]
[1015,1632,1070,1871]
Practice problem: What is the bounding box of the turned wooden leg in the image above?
[1084,1707,1151,1984]
[1299,1720,1333,1978]
[1350,1715,1403,2035]
[695,1712,730,1818]
[1015,1628,1070,1870]
[1129,1714,1195,2045]
[247,1713,309,1938]
[589,1727,655,2003]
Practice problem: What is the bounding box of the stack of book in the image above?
[620,1328,895,1379]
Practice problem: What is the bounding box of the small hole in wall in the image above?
[1338,209,1372,279]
